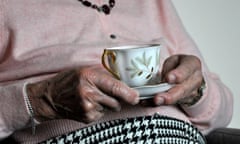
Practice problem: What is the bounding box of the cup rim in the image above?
[105,43,161,50]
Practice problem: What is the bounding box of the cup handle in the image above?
[101,50,120,79]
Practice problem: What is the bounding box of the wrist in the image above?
[26,82,59,122]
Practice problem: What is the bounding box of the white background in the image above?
[172,0,240,129]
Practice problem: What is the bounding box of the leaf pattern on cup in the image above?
[126,51,160,79]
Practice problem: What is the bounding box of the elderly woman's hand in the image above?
[26,65,139,123]
[153,54,204,106]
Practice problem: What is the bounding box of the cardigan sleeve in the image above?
[0,4,31,139]
[159,0,233,134]
[0,81,31,140]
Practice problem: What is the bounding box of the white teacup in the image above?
[102,44,161,87]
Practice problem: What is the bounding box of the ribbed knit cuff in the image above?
[23,82,40,135]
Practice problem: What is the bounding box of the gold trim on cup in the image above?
[101,50,120,79]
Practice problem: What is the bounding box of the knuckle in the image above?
[164,95,175,105]
[190,56,202,69]
[78,89,95,112]
[194,56,201,64]
[173,70,187,83]
[85,112,103,123]
[82,101,94,112]
[110,82,122,96]
[86,114,95,122]
[111,83,135,104]
[78,86,93,97]
[79,67,97,80]
[174,70,184,80]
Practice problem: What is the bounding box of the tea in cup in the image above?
[102,44,161,87]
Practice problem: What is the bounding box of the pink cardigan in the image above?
[0,0,233,143]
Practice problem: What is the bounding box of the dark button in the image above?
[82,1,92,7]
[110,34,116,39]
[101,5,110,15]
[109,0,115,8]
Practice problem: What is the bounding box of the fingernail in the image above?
[168,74,176,83]
[132,96,139,105]
[131,90,140,105]
[156,96,164,105]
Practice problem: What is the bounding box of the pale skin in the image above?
[154,54,203,105]
[27,54,203,123]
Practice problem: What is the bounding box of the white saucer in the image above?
[133,83,173,99]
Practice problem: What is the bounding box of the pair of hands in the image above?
[27,54,203,123]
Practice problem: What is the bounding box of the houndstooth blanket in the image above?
[40,114,206,144]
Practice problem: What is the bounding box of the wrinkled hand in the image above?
[142,54,203,106]
[27,65,139,123]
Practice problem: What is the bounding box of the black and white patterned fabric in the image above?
[39,114,206,144]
